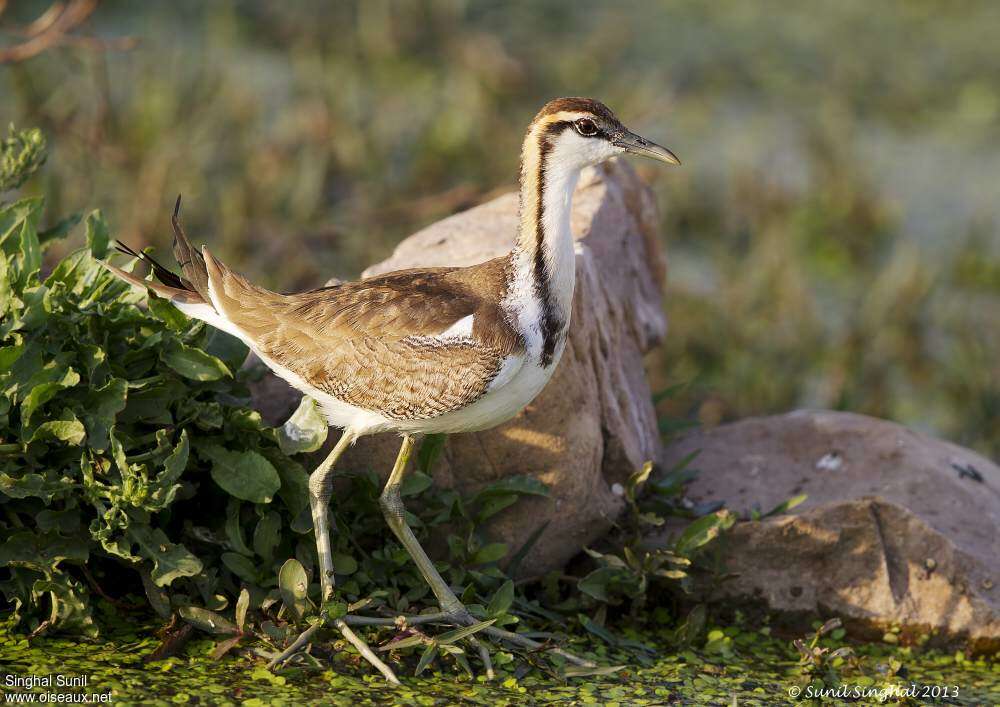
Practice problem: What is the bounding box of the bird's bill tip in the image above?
[615,131,681,166]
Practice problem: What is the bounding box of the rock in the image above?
[250,159,668,576]
[660,410,1000,651]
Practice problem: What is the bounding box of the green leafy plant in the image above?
[576,458,735,616]
[0,126,46,193]
[0,162,295,635]
[793,617,856,691]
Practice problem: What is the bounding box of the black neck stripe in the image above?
[533,120,572,366]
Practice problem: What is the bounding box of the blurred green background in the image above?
[2,0,998,457]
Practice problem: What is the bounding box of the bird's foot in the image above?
[343,604,596,670]
[267,616,400,685]
[437,602,595,668]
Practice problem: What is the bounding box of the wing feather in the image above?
[201,248,525,419]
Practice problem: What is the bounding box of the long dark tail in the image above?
[113,240,188,290]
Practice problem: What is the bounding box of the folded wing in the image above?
[201,248,525,420]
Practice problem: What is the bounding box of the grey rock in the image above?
[660,410,1000,650]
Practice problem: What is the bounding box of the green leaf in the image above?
[178,606,238,635]
[563,664,627,678]
[0,471,65,501]
[322,600,348,621]
[476,492,518,521]
[222,552,259,584]
[126,526,203,587]
[139,569,171,619]
[487,579,515,617]
[161,340,231,381]
[0,342,24,371]
[276,396,328,455]
[201,328,249,371]
[470,542,507,565]
[415,644,438,676]
[0,126,46,192]
[625,460,654,503]
[506,521,549,579]
[762,493,808,518]
[38,212,81,248]
[0,198,43,286]
[80,377,128,451]
[33,575,96,638]
[331,553,358,575]
[578,567,615,603]
[20,367,79,428]
[202,445,280,503]
[435,619,496,645]
[674,510,735,556]
[400,470,433,497]
[476,475,549,499]
[20,381,67,427]
[252,511,282,563]
[30,415,86,446]
[0,531,89,572]
[225,500,253,556]
[278,558,310,620]
[416,433,446,474]
[157,430,189,486]
[84,210,110,259]
[235,587,250,632]
[147,293,189,331]
[578,613,618,646]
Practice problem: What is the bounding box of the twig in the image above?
[146,621,194,663]
[0,0,95,63]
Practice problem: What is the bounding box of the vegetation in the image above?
[5,612,998,705]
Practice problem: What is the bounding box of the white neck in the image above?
[509,126,583,366]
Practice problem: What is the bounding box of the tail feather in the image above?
[169,195,212,303]
[100,260,203,304]
[104,194,213,309]
[113,240,190,291]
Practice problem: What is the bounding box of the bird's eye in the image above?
[575,118,598,136]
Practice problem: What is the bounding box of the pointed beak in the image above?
[613,130,681,166]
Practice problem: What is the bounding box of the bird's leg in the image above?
[270,429,399,684]
[378,436,595,669]
[308,430,354,602]
[379,434,469,619]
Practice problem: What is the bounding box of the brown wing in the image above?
[201,248,525,420]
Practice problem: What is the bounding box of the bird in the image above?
[104,97,679,682]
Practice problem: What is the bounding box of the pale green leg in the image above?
[379,435,469,617]
[271,428,400,684]
[308,431,355,602]
[379,435,594,670]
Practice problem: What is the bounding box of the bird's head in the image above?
[525,97,680,173]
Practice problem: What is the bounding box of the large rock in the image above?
[251,159,668,575]
[661,410,1000,651]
